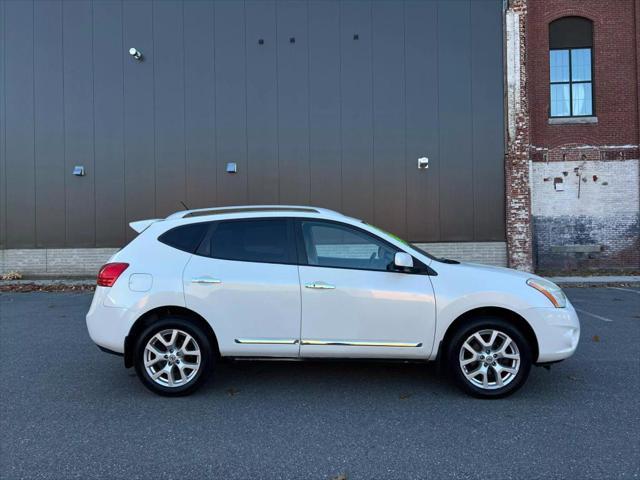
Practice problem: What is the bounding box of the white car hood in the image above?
[455,262,536,281]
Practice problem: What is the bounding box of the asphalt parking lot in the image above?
[1,287,639,479]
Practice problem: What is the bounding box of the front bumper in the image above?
[524,302,580,363]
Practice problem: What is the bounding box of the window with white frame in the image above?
[549,17,594,117]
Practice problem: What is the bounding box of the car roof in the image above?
[164,205,351,222]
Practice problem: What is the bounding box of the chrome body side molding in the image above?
[234,338,300,345]
[300,340,423,348]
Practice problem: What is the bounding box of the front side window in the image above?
[204,219,294,264]
[549,17,594,117]
[300,221,397,271]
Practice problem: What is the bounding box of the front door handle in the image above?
[304,281,335,290]
[191,276,222,285]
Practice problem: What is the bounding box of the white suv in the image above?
[86,205,580,398]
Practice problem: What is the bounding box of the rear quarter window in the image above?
[158,222,209,253]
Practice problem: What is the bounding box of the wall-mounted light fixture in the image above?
[129,47,143,61]
[417,157,429,170]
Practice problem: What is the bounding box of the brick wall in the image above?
[531,159,639,272]
[505,0,534,272]
[528,0,639,148]
[524,0,640,272]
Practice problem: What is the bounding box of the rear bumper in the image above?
[86,286,133,354]
[524,303,580,363]
[98,345,124,357]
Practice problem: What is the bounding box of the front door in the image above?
[183,218,301,357]
[296,220,436,359]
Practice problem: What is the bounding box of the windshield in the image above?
[363,223,439,261]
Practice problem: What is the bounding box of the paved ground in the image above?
[1,287,639,480]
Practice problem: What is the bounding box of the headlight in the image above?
[526,278,567,308]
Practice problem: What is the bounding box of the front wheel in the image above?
[447,317,532,398]
[134,317,213,396]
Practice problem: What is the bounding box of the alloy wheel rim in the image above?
[459,329,520,390]
[144,329,201,388]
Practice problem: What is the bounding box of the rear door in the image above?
[183,218,301,357]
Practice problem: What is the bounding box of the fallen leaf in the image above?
[227,387,239,397]
[0,282,95,293]
[330,474,347,480]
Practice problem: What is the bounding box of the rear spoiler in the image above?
[129,219,162,233]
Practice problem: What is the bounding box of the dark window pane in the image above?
[572,83,592,115]
[571,48,591,81]
[301,221,396,271]
[550,50,569,82]
[549,16,593,49]
[158,222,208,253]
[550,84,570,116]
[210,220,291,264]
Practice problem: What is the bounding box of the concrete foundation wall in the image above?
[0,242,507,277]
[415,242,507,267]
[0,248,119,277]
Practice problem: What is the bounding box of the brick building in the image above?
[0,0,638,276]
[506,0,639,273]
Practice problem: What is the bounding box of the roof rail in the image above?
[165,205,342,220]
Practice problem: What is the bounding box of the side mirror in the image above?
[394,252,414,269]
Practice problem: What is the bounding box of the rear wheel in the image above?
[134,317,213,396]
[447,317,532,398]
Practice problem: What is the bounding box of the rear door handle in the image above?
[305,281,335,290]
[191,277,222,285]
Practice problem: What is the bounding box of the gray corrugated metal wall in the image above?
[0,0,505,249]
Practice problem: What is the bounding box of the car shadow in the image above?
[80,350,583,403]
[197,358,456,398]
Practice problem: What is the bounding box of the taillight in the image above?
[97,263,129,287]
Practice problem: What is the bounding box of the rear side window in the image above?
[203,219,294,264]
[158,222,208,253]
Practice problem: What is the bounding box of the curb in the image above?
[547,276,640,286]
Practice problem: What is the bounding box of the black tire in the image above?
[447,316,532,399]
[133,316,213,396]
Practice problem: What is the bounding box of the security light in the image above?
[128,48,143,61]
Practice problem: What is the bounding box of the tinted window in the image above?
[158,222,208,253]
[208,219,292,264]
[301,221,397,271]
